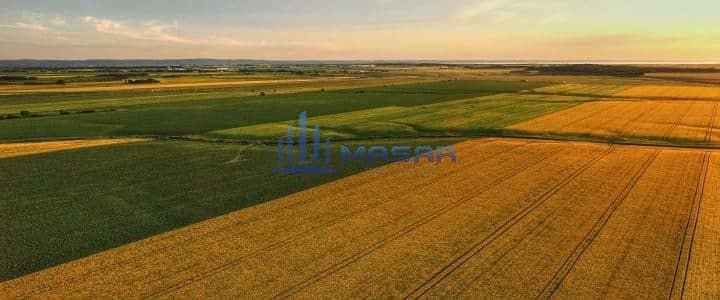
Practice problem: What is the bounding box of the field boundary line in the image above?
[670,152,710,299]
[270,145,569,299]
[704,103,718,143]
[663,103,693,141]
[140,144,541,298]
[405,146,614,299]
[18,142,524,297]
[536,149,661,299]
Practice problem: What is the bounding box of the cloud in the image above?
[78,15,340,52]
[456,0,535,22]
[82,16,189,43]
[50,17,67,26]
[14,22,48,31]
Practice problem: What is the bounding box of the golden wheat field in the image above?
[526,83,631,96]
[615,85,720,100]
[1,138,717,299]
[0,138,149,159]
[511,100,720,144]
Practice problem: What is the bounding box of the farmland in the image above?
[511,84,720,145]
[2,139,717,298]
[2,63,720,298]
[615,85,720,100]
[209,93,591,140]
[511,100,720,144]
[0,79,547,140]
[0,138,146,159]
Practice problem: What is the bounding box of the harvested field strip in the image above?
[550,150,705,298]
[510,100,720,144]
[615,85,720,100]
[683,153,720,298]
[2,139,719,298]
[0,138,148,159]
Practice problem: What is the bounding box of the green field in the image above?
[0,80,549,140]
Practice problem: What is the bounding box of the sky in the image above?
[0,0,719,61]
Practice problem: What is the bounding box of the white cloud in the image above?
[82,16,188,43]
[456,0,535,22]
[78,15,337,51]
[14,22,48,31]
[50,17,67,26]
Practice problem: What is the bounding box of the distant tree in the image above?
[260,92,266,96]
[20,110,31,117]
[56,79,66,85]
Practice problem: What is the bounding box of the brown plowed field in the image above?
[1,138,717,299]
[510,100,720,144]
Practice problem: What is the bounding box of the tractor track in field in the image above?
[670,152,710,299]
[141,143,545,298]
[537,149,660,299]
[269,146,566,299]
[704,104,719,143]
[663,103,693,141]
[405,146,614,299]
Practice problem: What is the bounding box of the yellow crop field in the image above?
[0,138,148,159]
[682,152,720,299]
[511,100,720,144]
[526,83,630,96]
[615,85,720,100]
[1,138,717,299]
[549,150,705,298]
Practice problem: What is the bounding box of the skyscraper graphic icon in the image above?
[272,111,337,174]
